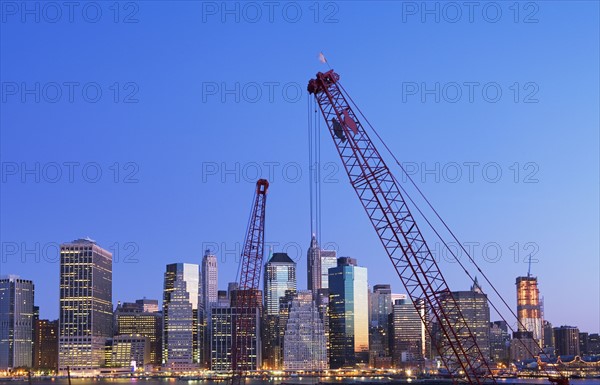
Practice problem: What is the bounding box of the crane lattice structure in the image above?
[307,69,570,385]
[231,179,269,385]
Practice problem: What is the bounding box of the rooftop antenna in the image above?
[527,254,533,277]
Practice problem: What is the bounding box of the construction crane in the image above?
[307,69,570,385]
[231,179,269,385]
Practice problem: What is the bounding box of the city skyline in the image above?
[2,2,598,336]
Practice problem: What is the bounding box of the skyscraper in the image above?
[390,298,426,367]
[553,326,580,357]
[163,263,200,370]
[307,235,321,291]
[489,321,510,363]
[34,319,58,371]
[328,257,369,368]
[439,278,491,361]
[370,284,392,328]
[58,238,112,374]
[202,250,218,310]
[263,252,297,369]
[264,252,297,316]
[307,235,338,291]
[516,276,543,345]
[0,276,35,369]
[283,291,328,370]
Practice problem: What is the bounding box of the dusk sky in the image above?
[1,1,598,333]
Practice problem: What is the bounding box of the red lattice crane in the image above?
[231,179,268,385]
[308,70,494,385]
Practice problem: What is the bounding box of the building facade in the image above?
[202,250,218,310]
[34,319,58,371]
[58,239,112,373]
[283,291,328,370]
[516,276,543,345]
[115,305,162,365]
[328,257,369,368]
[163,263,199,369]
[390,298,426,367]
[554,326,580,357]
[0,276,35,369]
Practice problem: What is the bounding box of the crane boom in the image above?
[232,179,269,385]
[308,70,494,384]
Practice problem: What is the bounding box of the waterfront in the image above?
[1,379,599,385]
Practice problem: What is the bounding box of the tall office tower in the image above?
[58,239,112,374]
[202,250,218,310]
[307,235,338,291]
[369,284,393,364]
[34,319,58,371]
[0,276,35,369]
[553,326,580,356]
[264,252,297,316]
[229,289,262,370]
[283,291,328,370]
[262,253,296,370]
[328,257,369,368]
[489,321,510,363]
[391,298,426,367]
[439,278,491,360]
[163,263,200,370]
[516,276,543,345]
[115,305,163,365]
[307,235,321,291]
[543,320,555,348]
[370,284,393,328]
[320,250,337,289]
[211,291,262,371]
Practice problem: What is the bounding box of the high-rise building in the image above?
[136,299,159,313]
[439,278,491,360]
[263,252,296,369]
[553,326,580,357]
[489,321,510,363]
[34,319,58,371]
[543,320,555,349]
[283,291,328,370]
[307,235,338,291]
[370,284,392,328]
[115,304,162,365]
[369,285,393,365]
[328,257,369,368]
[510,330,538,361]
[264,252,297,316]
[320,250,337,289]
[210,291,262,371]
[59,238,112,374]
[0,276,35,369]
[202,250,218,310]
[390,298,426,367]
[516,276,543,345]
[163,263,200,370]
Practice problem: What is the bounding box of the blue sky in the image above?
[1,1,598,333]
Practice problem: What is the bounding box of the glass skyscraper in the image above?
[0,275,35,369]
[264,252,296,316]
[328,257,369,368]
[163,263,200,370]
[58,238,112,374]
[516,276,543,346]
